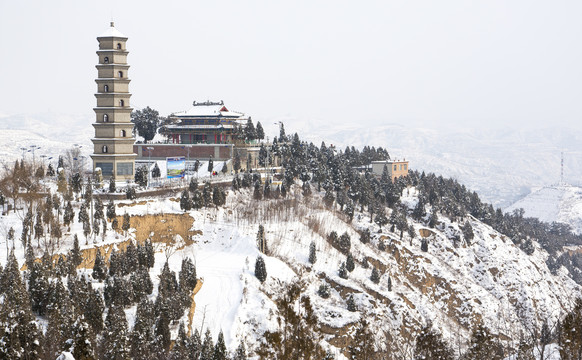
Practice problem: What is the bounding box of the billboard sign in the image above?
[166,157,186,179]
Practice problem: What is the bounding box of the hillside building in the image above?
[164,101,250,144]
[91,22,136,181]
[371,160,409,182]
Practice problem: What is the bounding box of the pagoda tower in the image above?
[91,22,136,181]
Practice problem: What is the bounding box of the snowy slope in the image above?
[506,184,582,234]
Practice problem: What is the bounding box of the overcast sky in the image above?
[1,0,581,132]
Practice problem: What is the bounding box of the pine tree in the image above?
[153,309,171,354]
[208,157,214,173]
[122,213,131,234]
[125,185,136,200]
[213,330,227,360]
[253,180,262,200]
[347,294,357,312]
[317,284,330,299]
[256,121,265,140]
[180,190,192,211]
[197,330,212,360]
[101,303,129,360]
[233,341,247,360]
[308,241,317,264]
[339,262,348,279]
[130,298,155,360]
[70,234,83,269]
[255,255,267,283]
[106,201,116,221]
[421,238,428,252]
[152,162,161,178]
[70,315,96,360]
[559,298,582,359]
[370,267,380,284]
[168,322,189,360]
[108,176,116,193]
[360,228,371,244]
[463,324,503,360]
[346,253,355,272]
[92,249,106,281]
[414,324,454,360]
[387,276,392,291]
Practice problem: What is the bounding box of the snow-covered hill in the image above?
[1,183,578,358]
[0,112,93,167]
[506,184,582,234]
[277,120,582,208]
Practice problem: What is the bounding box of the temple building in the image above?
[164,101,250,144]
[91,22,136,181]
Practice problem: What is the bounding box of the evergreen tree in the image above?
[47,162,56,176]
[348,319,375,359]
[92,249,106,281]
[168,322,189,360]
[108,176,116,193]
[244,119,256,141]
[370,267,380,284]
[200,329,214,360]
[71,172,83,196]
[421,238,428,252]
[463,324,503,360]
[152,162,161,178]
[347,294,357,312]
[187,330,202,360]
[153,309,171,354]
[559,298,582,359]
[233,341,247,360]
[125,185,136,200]
[255,255,267,283]
[346,253,355,272]
[213,330,227,360]
[462,221,475,245]
[203,181,212,206]
[360,228,371,244]
[317,284,330,299]
[388,276,392,291]
[308,241,317,264]
[233,150,242,173]
[208,157,214,173]
[414,324,454,360]
[256,121,265,140]
[180,190,192,211]
[106,200,116,221]
[122,213,131,234]
[339,262,348,279]
[324,188,335,208]
[101,304,130,359]
[70,316,96,360]
[130,298,155,360]
[70,234,83,269]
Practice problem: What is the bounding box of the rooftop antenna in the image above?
[561,151,564,185]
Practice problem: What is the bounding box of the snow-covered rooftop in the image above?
[98,22,127,39]
[172,100,248,119]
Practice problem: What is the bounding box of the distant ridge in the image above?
[506,183,582,234]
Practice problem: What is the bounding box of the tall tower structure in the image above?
[91,22,136,181]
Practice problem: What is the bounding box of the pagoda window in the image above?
[118,71,123,78]
[102,145,108,153]
[119,99,125,107]
[103,114,109,122]
[120,130,126,137]
[117,43,122,50]
[104,85,109,92]
[104,56,109,64]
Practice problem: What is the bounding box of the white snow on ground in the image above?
[506,184,582,234]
